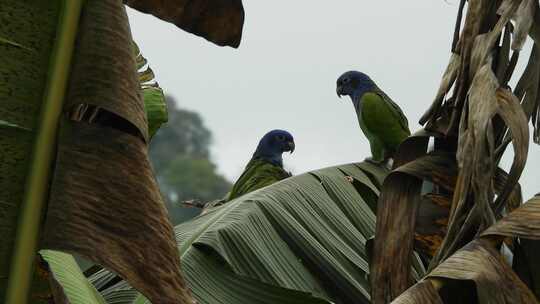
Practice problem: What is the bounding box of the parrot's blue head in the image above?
[336,71,376,107]
[253,129,295,167]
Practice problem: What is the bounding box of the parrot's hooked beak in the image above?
[336,85,344,99]
[286,141,295,154]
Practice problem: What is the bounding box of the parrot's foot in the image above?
[386,158,394,170]
[181,199,205,208]
[365,157,384,165]
[365,157,392,170]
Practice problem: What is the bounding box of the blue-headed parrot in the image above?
[336,71,410,165]
[227,129,295,201]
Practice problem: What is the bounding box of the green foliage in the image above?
[134,42,167,139]
[149,96,211,169]
[149,96,231,224]
[142,87,167,138]
[41,250,106,304]
[163,155,231,202]
[90,161,426,304]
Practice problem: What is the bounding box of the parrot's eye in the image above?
[276,135,285,141]
[342,78,350,84]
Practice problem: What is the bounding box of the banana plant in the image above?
[0,0,244,303]
[1,1,85,302]
[38,40,170,304]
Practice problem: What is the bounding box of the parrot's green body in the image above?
[355,89,410,162]
[227,158,291,201]
[336,71,410,163]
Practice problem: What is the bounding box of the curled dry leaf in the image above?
[464,62,500,224]
[415,193,452,258]
[370,132,430,304]
[443,0,494,134]
[492,89,529,210]
[495,25,512,83]
[396,152,457,191]
[415,165,520,259]
[392,196,540,303]
[514,44,540,121]
[511,0,536,50]
[482,195,540,299]
[518,2,540,143]
[391,280,442,304]
[43,122,191,304]
[469,2,518,80]
[42,0,192,303]
[370,145,513,262]
[420,53,461,126]
[398,151,456,259]
[513,238,540,300]
[451,0,466,52]
[512,40,540,144]
[428,239,537,303]
[66,0,148,142]
[124,0,245,48]
[433,61,529,267]
[493,167,523,213]
[482,195,540,240]
[509,44,540,150]
[372,109,526,301]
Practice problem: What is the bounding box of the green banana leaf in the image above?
[40,250,106,304]
[0,1,62,302]
[142,87,167,138]
[134,42,167,138]
[94,161,425,304]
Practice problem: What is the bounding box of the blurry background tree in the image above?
[149,95,231,224]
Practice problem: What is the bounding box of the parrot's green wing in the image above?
[227,158,291,201]
[361,91,411,152]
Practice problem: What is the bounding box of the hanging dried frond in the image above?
[392,195,540,303]
[371,0,540,302]
[41,1,193,303]
[124,0,245,48]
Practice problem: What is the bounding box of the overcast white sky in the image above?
[127,1,538,199]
